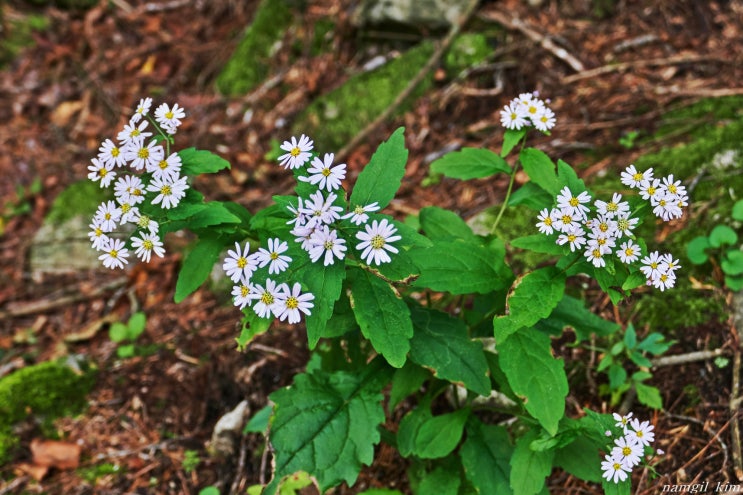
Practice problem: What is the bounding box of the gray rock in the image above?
[352,0,473,32]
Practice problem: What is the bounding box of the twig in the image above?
[229,433,250,495]
[0,476,28,494]
[335,0,480,163]
[561,54,716,84]
[650,348,727,368]
[731,347,743,480]
[653,87,743,98]
[676,417,732,474]
[480,10,585,72]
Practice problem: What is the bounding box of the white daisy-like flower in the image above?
[660,253,681,273]
[98,238,129,269]
[556,186,592,219]
[274,282,315,324]
[300,190,344,228]
[299,153,347,192]
[278,134,314,170]
[536,208,559,235]
[500,100,529,130]
[617,240,641,264]
[154,102,185,134]
[594,193,630,218]
[124,139,164,171]
[601,454,631,484]
[556,225,586,252]
[652,193,683,221]
[131,212,159,235]
[131,232,165,263]
[590,214,619,239]
[614,213,639,239]
[587,232,616,255]
[356,218,401,266]
[584,246,607,268]
[308,226,347,266]
[94,200,121,232]
[98,138,127,168]
[117,201,139,224]
[533,107,556,132]
[88,218,110,250]
[148,151,182,182]
[147,175,189,209]
[286,197,308,227]
[291,225,315,252]
[114,175,146,205]
[620,164,653,189]
[87,157,116,188]
[223,241,259,284]
[638,178,662,203]
[249,278,282,319]
[130,97,152,123]
[254,238,292,274]
[661,174,686,197]
[232,282,254,310]
[553,208,580,233]
[651,271,676,291]
[640,251,664,281]
[342,202,381,226]
[611,436,643,469]
[627,419,655,447]
[516,92,537,107]
[117,119,152,146]
[613,412,634,432]
[522,97,545,122]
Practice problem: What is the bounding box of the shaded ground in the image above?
[1,0,742,493]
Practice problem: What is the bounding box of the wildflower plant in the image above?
[80,93,684,495]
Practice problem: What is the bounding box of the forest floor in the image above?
[1,0,743,493]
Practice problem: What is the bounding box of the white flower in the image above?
[601,454,631,484]
[154,102,185,134]
[131,232,165,263]
[638,178,662,203]
[148,151,182,182]
[286,197,308,227]
[117,201,139,224]
[613,412,634,432]
[536,208,559,235]
[278,134,314,169]
[533,107,556,132]
[114,175,145,205]
[500,101,528,130]
[87,157,116,188]
[274,282,315,324]
[627,419,655,447]
[98,238,129,269]
[660,253,681,273]
[590,214,618,239]
[553,209,580,233]
[124,139,164,171]
[640,251,664,280]
[556,186,592,220]
[356,218,401,266]
[131,212,159,235]
[617,240,641,264]
[147,175,189,209]
[594,193,629,218]
[661,174,686,197]
[611,436,643,469]
[249,278,282,319]
[342,202,381,226]
[291,225,315,251]
[88,218,110,250]
[300,190,343,228]
[299,153,346,192]
[308,226,347,266]
[516,92,537,107]
[614,213,639,238]
[254,238,292,274]
[587,232,616,255]
[94,200,121,232]
[232,282,254,310]
[117,119,152,146]
[98,138,127,168]
[584,246,606,268]
[556,225,587,252]
[651,271,676,291]
[522,97,545,121]
[652,193,683,221]
[620,165,653,189]
[223,242,259,284]
[131,97,152,123]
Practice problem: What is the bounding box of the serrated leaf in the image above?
[510,234,564,255]
[623,324,637,349]
[635,382,663,409]
[266,361,392,494]
[349,268,413,368]
[297,261,346,349]
[621,270,646,291]
[686,236,711,264]
[637,332,672,355]
[722,250,743,276]
[430,147,511,180]
[709,225,738,248]
[542,295,620,343]
[556,159,587,194]
[501,128,527,157]
[554,437,603,483]
[185,202,242,229]
[417,465,461,495]
[519,148,560,196]
[174,235,226,303]
[411,241,511,294]
[419,206,479,243]
[608,364,627,390]
[509,430,554,495]
[349,127,408,209]
[179,148,231,175]
[460,420,513,495]
[409,306,491,396]
[244,404,272,434]
[499,331,568,435]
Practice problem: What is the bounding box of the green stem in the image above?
[489,162,520,235]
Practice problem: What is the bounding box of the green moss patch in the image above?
[0,11,49,68]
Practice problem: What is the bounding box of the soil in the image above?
[1,0,742,493]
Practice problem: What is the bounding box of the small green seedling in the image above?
[109,312,146,358]
[687,199,743,291]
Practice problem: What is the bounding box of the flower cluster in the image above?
[601,412,657,483]
[87,98,187,269]
[536,164,686,291]
[500,92,556,132]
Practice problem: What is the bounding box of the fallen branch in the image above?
[562,54,717,84]
[335,0,480,162]
[651,348,727,368]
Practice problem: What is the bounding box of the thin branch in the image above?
[561,54,718,84]
[650,348,727,368]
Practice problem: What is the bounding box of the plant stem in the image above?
[489,163,519,235]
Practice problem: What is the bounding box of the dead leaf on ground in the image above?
[30,438,82,471]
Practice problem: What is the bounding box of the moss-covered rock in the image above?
[0,359,97,464]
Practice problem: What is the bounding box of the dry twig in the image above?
[651,348,728,368]
[561,54,718,84]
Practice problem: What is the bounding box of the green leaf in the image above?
[602,479,631,495]
[556,159,587,194]
[629,350,653,368]
[510,234,564,255]
[349,268,413,368]
[419,206,479,243]
[266,361,392,494]
[726,274,743,291]
[390,362,430,411]
[198,487,220,495]
[499,331,568,435]
[127,312,146,339]
[501,128,526,157]
[493,266,566,343]
[174,235,226,303]
[635,382,663,409]
[539,295,620,343]
[637,332,672,355]
[358,490,404,495]
[709,225,738,248]
[623,324,637,349]
[182,202,242,230]
[460,420,513,495]
[178,148,231,175]
[621,270,646,291]
[686,236,711,264]
[297,261,346,349]
[509,429,553,495]
[607,364,627,390]
[409,306,491,396]
[109,322,129,343]
[554,437,603,483]
[519,148,559,196]
[117,344,136,358]
[508,182,554,210]
[417,465,461,495]
[236,311,272,350]
[722,250,743,276]
[411,241,511,295]
[349,127,408,210]
[413,408,470,459]
[430,147,511,180]
[244,404,272,434]
[733,200,743,221]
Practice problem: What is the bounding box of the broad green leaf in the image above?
[419,206,479,243]
[510,234,564,255]
[297,261,346,348]
[349,127,408,209]
[556,159,586,194]
[709,225,738,248]
[109,322,128,343]
[508,182,553,210]
[175,235,226,303]
[430,147,511,180]
[390,362,430,411]
[607,364,627,390]
[460,420,513,495]
[686,236,711,264]
[623,324,637,349]
[535,295,619,343]
[414,408,470,459]
[493,266,566,343]
[349,268,413,368]
[266,361,392,495]
[236,311,272,350]
[417,465,461,495]
[499,331,568,435]
[621,270,646,291]
[183,202,242,230]
[244,404,272,434]
[726,274,743,291]
[722,250,743,276]
[409,306,491,396]
[179,148,231,175]
[635,382,663,409]
[397,403,430,458]
[127,312,146,339]
[501,128,526,157]
[519,148,560,196]
[198,487,220,495]
[637,332,672,355]
[411,241,511,294]
[553,437,603,483]
[167,201,208,220]
[733,200,743,221]
[602,478,632,495]
[509,430,554,495]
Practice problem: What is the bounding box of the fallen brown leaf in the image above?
[30,438,82,471]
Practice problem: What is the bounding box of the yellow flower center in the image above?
[160,185,172,196]
[133,188,142,197]
[324,240,334,250]
[625,248,634,256]
[143,239,154,250]
[592,249,601,258]
[291,147,300,157]
[121,203,131,213]
[104,212,112,220]
[270,252,279,260]
[99,168,108,177]
[322,168,331,177]
[371,235,385,250]
[633,172,643,181]
[237,257,247,269]
[138,148,149,159]
[607,202,617,212]
[165,111,174,119]
[159,160,169,170]
[636,431,644,438]
[260,292,274,305]
[647,186,656,196]
[544,217,552,226]
[567,234,576,243]
[95,227,102,236]
[131,128,141,137]
[561,215,572,225]
[111,147,120,157]
[240,285,250,297]
[109,249,118,258]
[354,205,364,214]
[569,197,579,207]
[622,446,632,456]
[137,215,150,228]
[599,222,608,232]
[285,296,299,310]
[618,218,629,231]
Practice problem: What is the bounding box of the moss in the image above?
[0,359,97,463]
[46,180,109,225]
[444,33,490,74]
[0,13,49,68]
[216,0,294,96]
